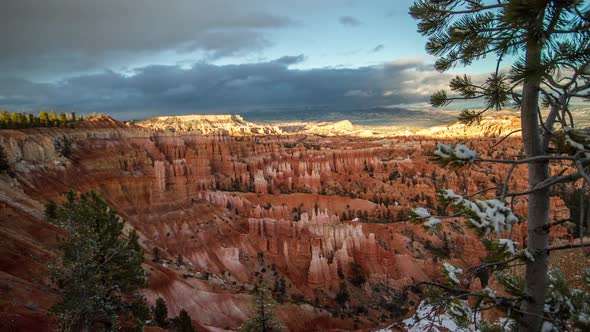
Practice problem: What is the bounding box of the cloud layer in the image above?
[0,57,457,120]
[0,0,294,78]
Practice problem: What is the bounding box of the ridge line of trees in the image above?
[0,110,107,129]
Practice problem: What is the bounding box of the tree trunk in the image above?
[520,7,549,332]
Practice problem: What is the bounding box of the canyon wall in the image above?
[0,116,574,331]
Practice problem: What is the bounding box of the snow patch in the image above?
[499,238,518,255]
[443,262,463,285]
[521,248,535,262]
[413,207,431,219]
[424,217,442,229]
[433,143,452,159]
[401,301,479,332]
[454,144,477,160]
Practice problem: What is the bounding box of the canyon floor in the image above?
[0,114,585,331]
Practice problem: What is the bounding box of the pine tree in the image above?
[0,144,9,174]
[335,282,350,307]
[154,297,168,327]
[409,1,590,331]
[10,112,20,128]
[177,254,184,266]
[172,309,195,332]
[18,113,27,128]
[272,276,287,303]
[26,114,34,128]
[44,200,57,220]
[0,110,9,128]
[56,112,67,127]
[56,135,73,158]
[48,110,59,127]
[31,113,40,127]
[349,262,366,287]
[47,191,147,331]
[129,297,151,329]
[239,280,284,332]
[39,110,49,127]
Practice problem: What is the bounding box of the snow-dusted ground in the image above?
[374,301,480,332]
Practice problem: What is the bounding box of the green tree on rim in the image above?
[47,191,147,331]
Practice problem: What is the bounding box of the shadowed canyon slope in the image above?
[0,115,574,331]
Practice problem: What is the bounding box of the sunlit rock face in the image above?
[137,114,283,136]
[0,115,572,331]
[415,116,522,138]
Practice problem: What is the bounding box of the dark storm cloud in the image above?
[339,16,362,26]
[371,44,385,53]
[273,55,307,66]
[0,57,454,119]
[0,0,294,78]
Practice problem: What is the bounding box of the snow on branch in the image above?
[443,262,463,285]
[441,189,519,237]
[448,300,472,325]
[431,142,478,168]
[411,207,431,219]
[409,207,442,232]
[424,217,442,228]
[498,238,518,255]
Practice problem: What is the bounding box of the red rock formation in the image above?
[0,116,576,331]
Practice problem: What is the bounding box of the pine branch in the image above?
[500,163,518,200]
[441,4,506,15]
[548,240,590,252]
[402,280,520,303]
[505,172,581,198]
[463,186,502,199]
[489,130,522,149]
[576,159,590,187]
[477,155,590,165]
[541,218,573,231]
[464,256,521,280]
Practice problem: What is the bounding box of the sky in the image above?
[0,0,499,120]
